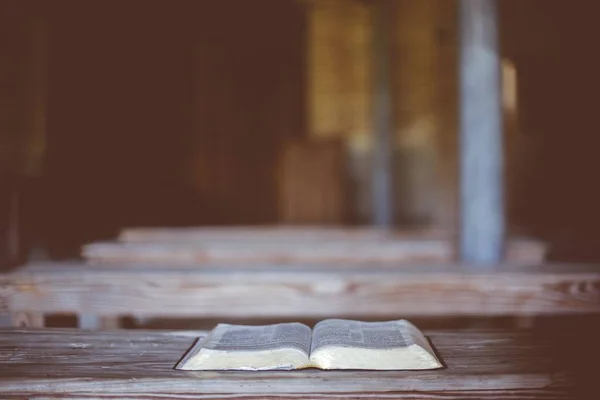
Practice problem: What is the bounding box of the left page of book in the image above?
[176,323,312,371]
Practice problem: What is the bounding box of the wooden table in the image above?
[2,261,600,329]
[0,328,580,399]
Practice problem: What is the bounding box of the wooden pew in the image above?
[83,227,547,264]
[2,262,600,328]
[118,226,445,241]
[0,328,577,399]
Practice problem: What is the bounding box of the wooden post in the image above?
[78,315,121,330]
[372,0,394,228]
[459,0,505,264]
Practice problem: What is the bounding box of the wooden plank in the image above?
[118,226,445,242]
[459,0,505,264]
[115,227,547,263]
[83,240,452,264]
[0,328,574,398]
[82,236,547,264]
[2,262,600,318]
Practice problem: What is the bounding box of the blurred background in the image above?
[3,5,600,397]
[1,0,600,263]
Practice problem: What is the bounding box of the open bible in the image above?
[176,319,442,371]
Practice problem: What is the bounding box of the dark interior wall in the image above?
[0,1,32,176]
[41,0,306,254]
[45,1,197,253]
[0,1,33,265]
[502,0,600,248]
[193,0,306,225]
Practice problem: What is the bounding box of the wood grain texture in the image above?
[1,262,600,319]
[0,329,574,398]
[0,392,571,400]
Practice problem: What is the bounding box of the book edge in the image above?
[175,335,208,370]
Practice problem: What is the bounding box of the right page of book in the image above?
[309,319,442,370]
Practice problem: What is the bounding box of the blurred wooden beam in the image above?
[459,0,505,264]
[371,0,394,228]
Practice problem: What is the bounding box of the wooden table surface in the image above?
[0,328,582,399]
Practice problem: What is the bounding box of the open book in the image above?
[176,319,442,371]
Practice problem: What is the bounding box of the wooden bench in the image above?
[0,328,579,399]
[83,227,547,264]
[118,226,449,241]
[2,261,600,328]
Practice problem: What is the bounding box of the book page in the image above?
[309,319,441,370]
[311,319,413,352]
[203,322,312,355]
[176,322,313,370]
